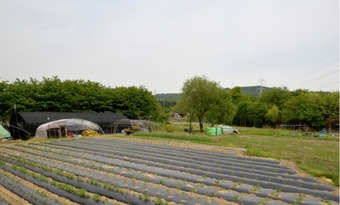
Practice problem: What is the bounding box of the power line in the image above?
[308,80,339,91]
[282,59,339,91]
[283,59,339,84]
[289,68,339,87]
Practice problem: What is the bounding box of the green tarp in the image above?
[207,127,222,136]
[0,125,10,139]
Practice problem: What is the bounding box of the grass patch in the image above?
[132,126,339,187]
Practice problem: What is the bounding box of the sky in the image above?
[0,0,338,93]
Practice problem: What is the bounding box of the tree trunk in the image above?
[198,118,204,132]
[199,122,204,132]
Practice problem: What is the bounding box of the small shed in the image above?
[10,112,127,140]
[35,118,103,138]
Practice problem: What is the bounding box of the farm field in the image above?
[0,137,338,205]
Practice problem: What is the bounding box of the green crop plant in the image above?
[190,187,197,193]
[141,194,149,201]
[271,189,281,197]
[153,198,168,205]
[214,180,220,185]
[92,194,101,202]
[159,179,165,185]
[232,194,240,201]
[0,160,5,165]
[296,194,306,203]
[75,189,88,198]
[87,179,99,186]
[250,184,262,192]
[321,199,332,205]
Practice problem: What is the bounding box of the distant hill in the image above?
[154,93,182,102]
[154,86,271,102]
[236,86,271,97]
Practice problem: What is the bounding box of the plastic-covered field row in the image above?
[1,152,273,205]
[32,142,300,184]
[0,169,62,205]
[0,155,234,205]
[9,143,339,203]
[0,148,316,205]
[0,162,115,205]
[46,138,285,169]
[0,147,300,204]
[45,139,298,175]
[26,141,334,192]
[5,143,339,204]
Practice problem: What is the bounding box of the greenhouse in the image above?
[10,112,127,140]
[111,119,156,134]
[35,118,104,138]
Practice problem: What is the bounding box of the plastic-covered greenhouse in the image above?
[35,118,104,138]
[111,119,156,134]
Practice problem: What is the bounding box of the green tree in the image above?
[247,101,268,127]
[232,101,251,126]
[319,92,339,130]
[0,81,13,120]
[110,86,162,121]
[260,87,291,109]
[206,90,236,125]
[228,86,250,105]
[282,92,324,129]
[178,76,227,132]
[266,105,280,125]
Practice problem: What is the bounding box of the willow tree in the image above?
[177,75,228,132]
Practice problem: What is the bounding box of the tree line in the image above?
[0,76,338,132]
[174,76,339,132]
[0,77,163,122]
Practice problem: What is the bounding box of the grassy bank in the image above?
[132,127,339,187]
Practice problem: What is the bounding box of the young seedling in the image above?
[159,179,165,185]
[321,199,332,205]
[141,194,149,201]
[296,194,306,203]
[92,194,101,202]
[270,189,281,197]
[250,184,262,192]
[232,194,240,201]
[214,180,220,185]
